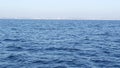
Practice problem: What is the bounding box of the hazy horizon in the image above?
[0,0,120,20]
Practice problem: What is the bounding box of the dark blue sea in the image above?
[0,19,120,68]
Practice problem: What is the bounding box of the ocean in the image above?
[0,19,120,68]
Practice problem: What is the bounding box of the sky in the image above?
[0,0,120,20]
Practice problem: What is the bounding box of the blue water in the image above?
[0,19,120,68]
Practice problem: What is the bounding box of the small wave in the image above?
[45,47,80,52]
[32,60,50,64]
[3,38,26,42]
[4,54,27,63]
[53,66,67,68]
[6,46,24,51]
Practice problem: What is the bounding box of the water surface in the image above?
[0,19,120,68]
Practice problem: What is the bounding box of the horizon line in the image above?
[0,18,120,20]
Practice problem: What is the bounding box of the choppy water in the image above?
[0,19,120,68]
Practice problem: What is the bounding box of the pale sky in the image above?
[0,0,120,19]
